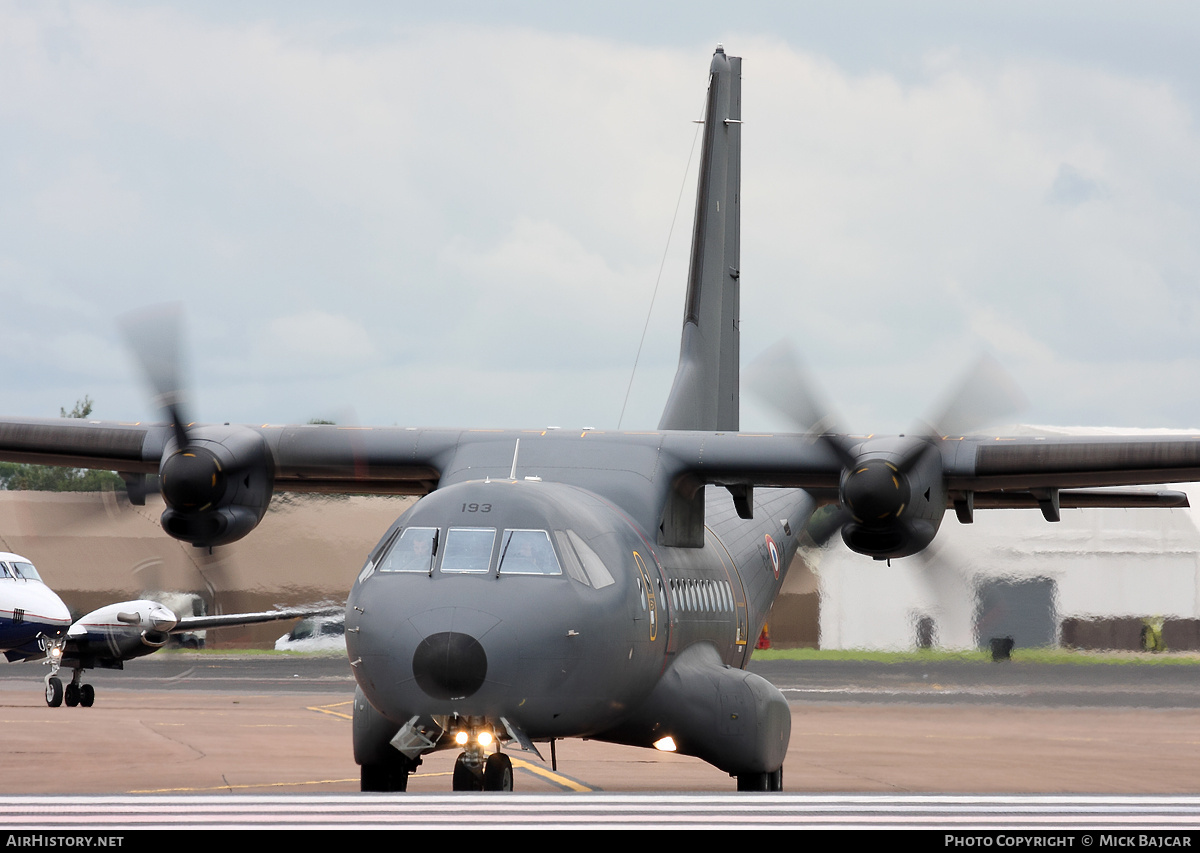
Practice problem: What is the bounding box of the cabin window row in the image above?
[666,576,734,614]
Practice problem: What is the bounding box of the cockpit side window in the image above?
[377,527,439,573]
[441,528,496,573]
[564,530,615,590]
[497,530,561,576]
[553,531,591,586]
[0,563,11,579]
[11,562,40,581]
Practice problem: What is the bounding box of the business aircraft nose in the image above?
[411,631,488,700]
[46,595,71,626]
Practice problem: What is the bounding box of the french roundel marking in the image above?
[765,534,780,579]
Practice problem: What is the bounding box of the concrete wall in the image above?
[0,491,414,647]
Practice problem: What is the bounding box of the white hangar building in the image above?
[780,427,1200,652]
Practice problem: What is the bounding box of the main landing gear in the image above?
[736,767,783,792]
[44,670,95,708]
[361,756,420,792]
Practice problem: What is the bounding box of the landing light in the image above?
[454,729,494,748]
[49,646,62,661]
[653,736,677,752]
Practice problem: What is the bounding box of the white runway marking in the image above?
[2,794,1199,829]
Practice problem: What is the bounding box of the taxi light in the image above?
[477,731,493,747]
[653,736,676,752]
[455,731,469,746]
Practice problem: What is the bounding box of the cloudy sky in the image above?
[3,1,1200,434]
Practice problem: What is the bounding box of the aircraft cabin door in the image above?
[632,551,660,644]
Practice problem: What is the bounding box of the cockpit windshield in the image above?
[1,561,42,581]
[12,562,40,581]
[377,527,439,573]
[374,526,568,577]
[497,530,561,576]
[440,528,496,573]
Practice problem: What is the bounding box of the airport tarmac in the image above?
[2,655,1199,795]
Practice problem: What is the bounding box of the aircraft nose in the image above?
[411,631,488,700]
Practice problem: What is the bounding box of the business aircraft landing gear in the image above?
[62,671,94,708]
[44,676,63,708]
[43,653,93,709]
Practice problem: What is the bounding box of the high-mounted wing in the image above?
[0,416,452,546]
[654,429,1200,558]
[1,414,1198,561]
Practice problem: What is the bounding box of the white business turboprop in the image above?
[42,597,336,707]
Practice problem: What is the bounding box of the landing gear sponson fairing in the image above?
[0,47,1197,791]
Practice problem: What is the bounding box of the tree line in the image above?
[0,397,125,492]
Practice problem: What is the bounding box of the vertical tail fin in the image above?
[658,46,742,432]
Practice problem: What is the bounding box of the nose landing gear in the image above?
[44,675,63,707]
[452,750,513,791]
[484,752,513,791]
[448,719,513,792]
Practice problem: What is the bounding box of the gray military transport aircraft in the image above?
[1,47,1199,792]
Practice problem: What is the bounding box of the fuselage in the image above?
[346,474,814,743]
[0,552,71,662]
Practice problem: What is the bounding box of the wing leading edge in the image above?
[1,419,1196,489]
[0,419,1197,548]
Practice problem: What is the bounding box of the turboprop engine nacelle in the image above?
[838,436,948,560]
[158,426,276,548]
